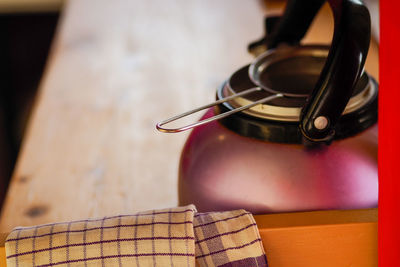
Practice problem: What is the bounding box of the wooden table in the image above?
[0,0,261,231]
[0,0,379,233]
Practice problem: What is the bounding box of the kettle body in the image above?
[179,108,377,214]
[177,44,378,213]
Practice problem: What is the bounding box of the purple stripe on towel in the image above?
[195,223,257,244]
[7,236,195,259]
[195,213,230,266]
[196,238,262,259]
[35,253,196,267]
[7,220,193,242]
[217,255,268,267]
[193,212,251,229]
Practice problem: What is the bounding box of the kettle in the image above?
[157,0,378,214]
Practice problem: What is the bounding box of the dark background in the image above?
[0,12,59,205]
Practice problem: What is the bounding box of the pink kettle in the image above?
[157,0,378,214]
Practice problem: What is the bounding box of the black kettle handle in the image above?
[267,0,371,142]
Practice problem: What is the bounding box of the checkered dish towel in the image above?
[5,205,267,266]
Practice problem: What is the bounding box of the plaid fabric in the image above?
[194,210,267,267]
[5,206,267,267]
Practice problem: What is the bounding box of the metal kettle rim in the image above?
[221,45,377,122]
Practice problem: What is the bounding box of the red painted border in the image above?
[379,0,400,265]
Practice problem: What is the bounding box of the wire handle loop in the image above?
[156,87,283,133]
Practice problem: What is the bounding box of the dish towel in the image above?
[5,205,267,266]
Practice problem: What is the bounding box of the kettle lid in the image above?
[216,46,378,144]
[219,45,377,123]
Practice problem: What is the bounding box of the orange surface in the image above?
[255,209,377,267]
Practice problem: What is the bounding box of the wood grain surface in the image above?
[0,0,263,231]
[0,0,379,232]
